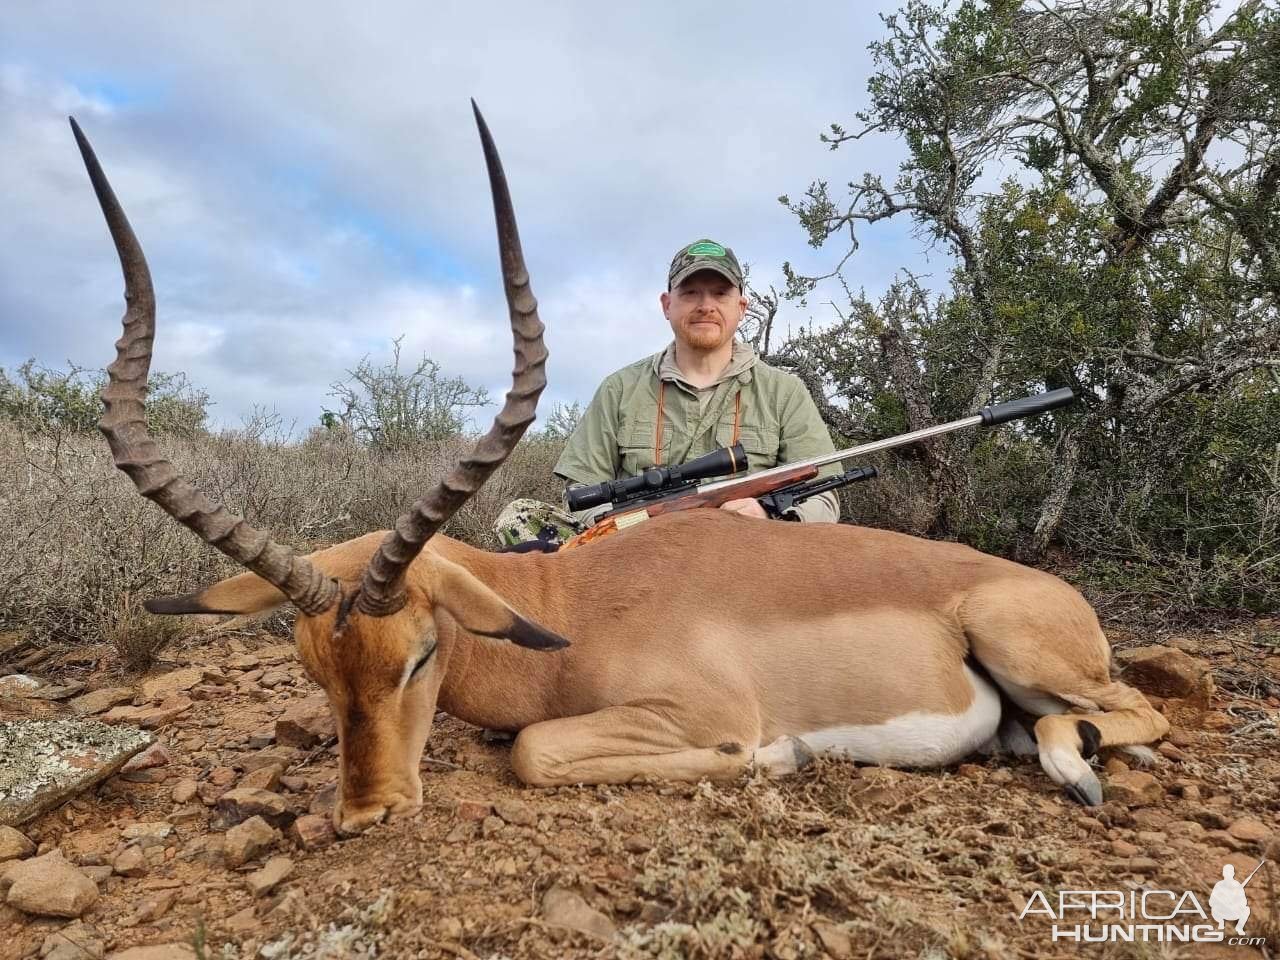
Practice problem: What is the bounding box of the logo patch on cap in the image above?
[686,241,727,257]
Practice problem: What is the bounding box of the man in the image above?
[494,238,839,547]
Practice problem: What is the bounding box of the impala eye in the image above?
[408,642,437,679]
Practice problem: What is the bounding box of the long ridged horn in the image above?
[356,102,547,616]
[71,117,340,616]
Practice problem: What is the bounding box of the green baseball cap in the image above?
[667,239,744,290]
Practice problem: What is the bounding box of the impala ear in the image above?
[425,557,569,651]
[146,571,288,616]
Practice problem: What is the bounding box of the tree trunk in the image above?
[1025,424,1083,561]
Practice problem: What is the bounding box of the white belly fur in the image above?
[799,664,1002,767]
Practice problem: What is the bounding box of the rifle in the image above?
[556,387,1076,552]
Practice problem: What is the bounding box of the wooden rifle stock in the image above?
[559,463,818,552]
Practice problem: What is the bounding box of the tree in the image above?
[324,337,489,451]
[535,401,584,442]
[776,0,1279,606]
[0,359,209,437]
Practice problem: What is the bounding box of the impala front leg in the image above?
[511,704,756,787]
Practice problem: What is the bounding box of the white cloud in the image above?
[1,2,919,432]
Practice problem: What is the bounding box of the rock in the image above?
[1191,808,1231,831]
[245,856,294,896]
[955,763,985,781]
[623,835,652,854]
[81,864,113,884]
[455,799,493,821]
[1156,741,1187,762]
[1103,757,1129,776]
[223,905,258,935]
[255,643,296,664]
[217,788,294,828]
[481,815,504,837]
[287,814,335,851]
[139,668,205,702]
[259,668,291,688]
[439,917,463,939]
[62,827,118,865]
[121,742,172,773]
[239,764,283,792]
[197,781,230,806]
[1105,771,1162,806]
[0,719,151,828]
[26,680,88,701]
[0,826,35,861]
[279,775,306,793]
[541,885,616,941]
[112,845,147,877]
[171,779,198,804]
[1227,818,1272,843]
[0,675,42,696]
[246,727,276,749]
[1110,839,1140,857]
[100,697,193,730]
[1127,858,1160,875]
[812,920,853,960]
[444,822,474,843]
[1167,820,1206,838]
[135,889,177,922]
[5,851,98,917]
[275,695,335,749]
[309,783,337,817]
[225,653,260,670]
[241,747,300,773]
[40,920,105,960]
[224,816,279,867]
[1131,808,1171,830]
[207,765,238,786]
[493,799,537,826]
[107,945,196,959]
[1117,646,1214,699]
[121,822,174,848]
[1166,729,1195,751]
[169,804,204,825]
[68,688,135,717]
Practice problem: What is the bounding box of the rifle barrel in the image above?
[699,388,1073,494]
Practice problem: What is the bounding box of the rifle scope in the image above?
[566,443,748,512]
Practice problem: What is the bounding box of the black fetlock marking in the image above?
[1077,719,1102,759]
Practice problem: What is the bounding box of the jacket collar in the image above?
[651,340,757,390]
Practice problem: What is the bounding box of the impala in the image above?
[72,108,1168,836]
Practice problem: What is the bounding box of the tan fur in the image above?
[178,509,1167,831]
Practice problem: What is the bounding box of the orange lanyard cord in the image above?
[654,381,666,466]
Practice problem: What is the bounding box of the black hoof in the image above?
[1063,776,1103,807]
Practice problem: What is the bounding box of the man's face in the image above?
[661,270,748,352]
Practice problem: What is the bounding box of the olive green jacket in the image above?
[554,342,840,524]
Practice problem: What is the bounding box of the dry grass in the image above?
[0,421,564,662]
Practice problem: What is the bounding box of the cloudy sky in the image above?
[1,3,927,432]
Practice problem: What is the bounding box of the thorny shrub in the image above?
[0,420,564,664]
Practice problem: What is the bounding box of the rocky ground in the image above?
[0,617,1277,960]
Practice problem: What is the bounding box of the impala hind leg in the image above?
[1030,680,1169,805]
[963,585,1168,805]
[510,705,755,787]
